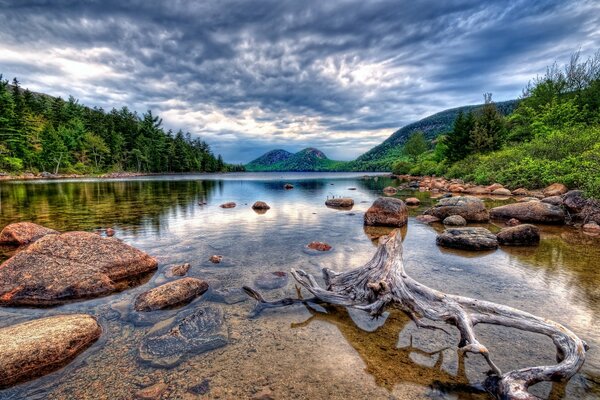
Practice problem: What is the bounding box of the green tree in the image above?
[403,131,428,161]
[469,93,506,153]
[444,111,475,162]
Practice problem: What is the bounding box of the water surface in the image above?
[0,172,598,399]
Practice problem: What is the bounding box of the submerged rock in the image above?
[138,305,228,368]
[490,201,565,224]
[443,215,467,227]
[415,215,440,224]
[209,255,223,264]
[424,196,489,222]
[252,201,270,210]
[436,227,498,250]
[497,224,540,246]
[364,197,408,227]
[383,186,398,195]
[134,278,209,312]
[135,382,168,399]
[0,231,158,306]
[325,198,354,208]
[165,263,191,277]
[0,222,58,245]
[307,241,332,251]
[220,202,236,209]
[253,271,289,290]
[283,183,294,189]
[0,314,101,388]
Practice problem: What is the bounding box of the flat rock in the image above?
[497,224,540,246]
[490,201,565,224]
[220,202,236,208]
[424,196,489,222]
[364,197,408,227]
[443,215,467,226]
[0,314,101,388]
[415,215,440,224]
[134,278,209,312]
[0,222,58,245]
[464,186,491,195]
[253,271,288,290]
[436,227,498,250]
[0,231,158,306]
[138,305,228,368]
[325,198,354,208]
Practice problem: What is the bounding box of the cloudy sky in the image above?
[0,0,599,163]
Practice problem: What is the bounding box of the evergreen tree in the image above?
[444,111,475,162]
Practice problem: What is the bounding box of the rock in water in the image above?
[220,202,236,208]
[405,197,420,206]
[307,241,332,251]
[436,227,498,250]
[364,197,408,227]
[325,198,354,208]
[283,183,294,189]
[165,263,191,277]
[253,271,289,290]
[134,278,209,311]
[562,190,587,214]
[492,188,512,196]
[209,255,223,263]
[490,202,565,224]
[424,196,489,222]
[0,222,58,245]
[443,215,467,226]
[252,201,270,210]
[0,231,158,306]
[497,224,540,246]
[138,305,228,368]
[0,314,101,388]
[383,186,398,195]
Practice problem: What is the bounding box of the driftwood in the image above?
[243,229,587,399]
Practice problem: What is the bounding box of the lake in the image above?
[0,172,599,399]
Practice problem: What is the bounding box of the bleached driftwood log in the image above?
[243,229,587,400]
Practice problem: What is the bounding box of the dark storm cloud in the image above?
[1,0,599,162]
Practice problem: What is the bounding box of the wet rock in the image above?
[490,202,565,224]
[165,263,191,277]
[541,196,563,206]
[506,218,521,226]
[208,287,248,304]
[497,224,540,246]
[364,197,408,227]
[252,201,270,210]
[307,241,332,251]
[209,255,223,263]
[134,278,209,312]
[105,227,115,237]
[436,227,498,250]
[562,190,587,214]
[348,187,357,190]
[325,197,354,208]
[443,215,467,227]
[0,231,158,306]
[543,183,568,197]
[0,222,58,245]
[253,271,289,290]
[136,382,168,399]
[583,222,600,235]
[415,215,440,224]
[492,188,512,196]
[283,183,294,189]
[424,196,489,222]
[383,186,398,195]
[405,197,420,206]
[512,188,529,196]
[220,202,236,208]
[138,305,228,368]
[0,314,101,388]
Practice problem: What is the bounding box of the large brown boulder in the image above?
[0,231,158,306]
[0,314,101,388]
[497,224,540,246]
[436,227,498,250]
[364,198,408,227]
[464,186,491,195]
[490,202,565,224]
[424,196,489,222]
[251,201,270,210]
[543,183,568,197]
[0,222,58,245]
[134,278,209,312]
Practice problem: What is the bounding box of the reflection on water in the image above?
[0,172,599,399]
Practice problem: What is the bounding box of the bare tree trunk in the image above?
[243,229,587,400]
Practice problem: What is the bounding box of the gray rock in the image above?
[138,305,228,368]
[490,201,565,224]
[424,196,489,222]
[436,227,498,250]
[497,224,540,246]
[443,215,467,226]
[541,196,563,206]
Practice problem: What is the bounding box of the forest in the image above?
[0,77,243,175]
[393,51,600,197]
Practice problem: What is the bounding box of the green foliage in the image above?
[0,75,232,175]
[403,131,428,161]
[391,160,411,175]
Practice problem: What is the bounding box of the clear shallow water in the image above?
[0,172,599,400]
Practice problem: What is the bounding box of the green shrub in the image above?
[392,160,412,175]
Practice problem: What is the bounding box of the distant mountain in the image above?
[349,99,519,170]
[246,147,347,171]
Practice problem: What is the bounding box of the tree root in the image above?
[244,229,588,399]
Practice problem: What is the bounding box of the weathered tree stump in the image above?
[243,229,587,400]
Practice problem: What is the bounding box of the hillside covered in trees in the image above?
[0,77,242,175]
[246,148,347,171]
[393,51,600,197]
